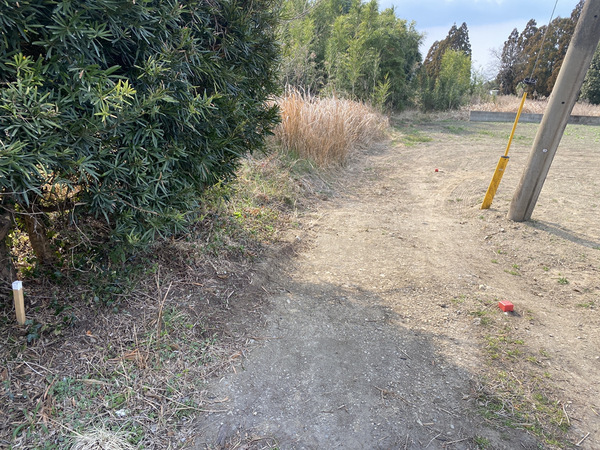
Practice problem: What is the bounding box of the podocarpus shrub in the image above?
[0,0,281,276]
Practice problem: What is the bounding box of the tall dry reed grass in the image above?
[472,95,600,116]
[274,89,388,166]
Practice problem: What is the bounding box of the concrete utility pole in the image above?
[508,0,600,222]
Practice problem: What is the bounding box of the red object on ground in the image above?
[498,300,514,312]
[435,168,439,172]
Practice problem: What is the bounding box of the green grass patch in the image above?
[473,312,570,446]
[576,300,596,309]
[443,124,468,134]
[394,126,433,146]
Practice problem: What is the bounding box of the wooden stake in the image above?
[12,281,26,325]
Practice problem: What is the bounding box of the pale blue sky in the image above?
[379,0,580,78]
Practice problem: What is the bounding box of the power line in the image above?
[527,0,560,84]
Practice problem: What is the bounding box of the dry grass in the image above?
[471,94,600,116]
[274,88,388,166]
[71,428,135,450]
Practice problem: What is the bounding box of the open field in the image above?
[193,116,600,448]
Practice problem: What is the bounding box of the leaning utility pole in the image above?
[508,0,600,222]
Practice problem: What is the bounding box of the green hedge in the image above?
[0,0,281,268]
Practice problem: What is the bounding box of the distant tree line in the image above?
[281,0,480,111]
[495,0,589,99]
[283,0,600,109]
[280,0,422,109]
[419,22,473,111]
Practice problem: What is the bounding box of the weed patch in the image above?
[443,124,468,134]
[470,308,571,446]
[393,125,433,147]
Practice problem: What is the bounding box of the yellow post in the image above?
[481,92,528,209]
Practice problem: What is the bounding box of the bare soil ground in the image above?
[191,117,600,449]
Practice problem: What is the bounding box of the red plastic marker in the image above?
[498,300,514,312]
[435,168,439,172]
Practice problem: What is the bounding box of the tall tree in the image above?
[496,28,520,95]
[311,0,353,73]
[434,49,471,110]
[581,43,600,104]
[515,19,539,93]
[494,0,584,96]
[363,7,422,107]
[446,22,472,58]
[546,16,577,91]
[420,22,471,110]
[423,22,471,81]
[323,0,421,108]
[423,40,441,79]
[546,1,584,89]
[519,15,579,97]
[280,0,321,89]
[280,0,422,108]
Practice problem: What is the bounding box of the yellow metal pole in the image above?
[481,92,527,209]
[503,92,528,157]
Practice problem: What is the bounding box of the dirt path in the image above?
[192,119,600,449]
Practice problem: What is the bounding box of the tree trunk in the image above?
[0,209,16,289]
[22,212,56,266]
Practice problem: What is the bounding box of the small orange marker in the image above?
[498,300,514,312]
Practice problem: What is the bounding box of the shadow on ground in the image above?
[192,278,539,449]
